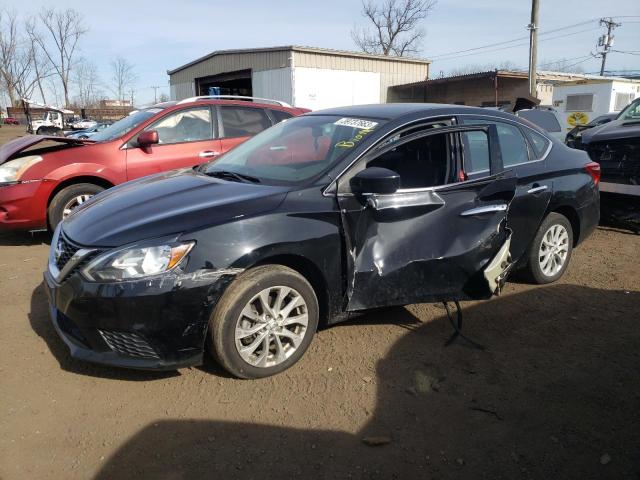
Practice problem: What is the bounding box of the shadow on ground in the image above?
[89,285,639,479]
[0,230,50,247]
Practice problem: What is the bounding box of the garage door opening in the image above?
[196,69,252,97]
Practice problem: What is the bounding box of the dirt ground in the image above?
[0,125,639,479]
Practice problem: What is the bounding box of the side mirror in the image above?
[137,130,159,148]
[350,167,400,195]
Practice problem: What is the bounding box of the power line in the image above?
[432,27,601,63]
[612,50,640,56]
[428,19,599,59]
[538,54,594,67]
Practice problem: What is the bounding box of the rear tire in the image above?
[48,183,105,231]
[523,212,574,284]
[209,265,319,379]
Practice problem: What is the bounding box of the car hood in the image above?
[0,135,93,164]
[62,169,291,247]
[581,119,640,144]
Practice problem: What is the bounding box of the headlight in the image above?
[81,242,194,282]
[0,155,42,184]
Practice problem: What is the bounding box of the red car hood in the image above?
[0,135,94,164]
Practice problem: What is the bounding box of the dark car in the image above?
[44,104,600,378]
[565,113,618,149]
[579,98,640,195]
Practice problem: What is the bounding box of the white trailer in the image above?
[551,78,640,131]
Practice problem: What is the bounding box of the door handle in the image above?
[460,204,508,216]
[527,185,548,194]
[199,151,220,158]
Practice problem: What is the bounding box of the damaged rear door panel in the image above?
[336,125,516,311]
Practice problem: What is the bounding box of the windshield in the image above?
[90,108,162,142]
[617,98,640,121]
[201,115,385,186]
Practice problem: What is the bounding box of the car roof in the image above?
[306,103,520,121]
[149,99,299,112]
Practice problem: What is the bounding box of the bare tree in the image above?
[24,16,56,104]
[29,8,86,107]
[539,58,586,74]
[0,9,34,105]
[352,0,436,56]
[74,58,101,107]
[110,56,137,103]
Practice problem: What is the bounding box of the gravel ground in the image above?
[0,125,639,479]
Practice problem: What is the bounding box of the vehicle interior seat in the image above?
[369,135,448,189]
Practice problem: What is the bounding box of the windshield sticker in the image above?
[335,128,375,148]
[334,118,379,129]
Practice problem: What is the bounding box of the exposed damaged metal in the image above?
[576,97,640,232]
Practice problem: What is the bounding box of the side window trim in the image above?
[339,124,499,195]
[457,113,553,164]
[459,115,536,167]
[335,117,456,194]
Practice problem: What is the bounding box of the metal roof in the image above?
[395,69,640,89]
[167,45,431,75]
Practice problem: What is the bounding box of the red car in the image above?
[3,117,19,125]
[0,98,307,231]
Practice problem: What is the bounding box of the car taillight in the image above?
[584,162,601,186]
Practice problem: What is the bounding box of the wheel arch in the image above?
[252,254,330,327]
[549,205,581,246]
[46,175,115,209]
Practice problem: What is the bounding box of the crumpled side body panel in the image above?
[340,176,517,311]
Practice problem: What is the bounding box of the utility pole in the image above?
[598,18,621,76]
[128,89,135,107]
[150,85,160,103]
[527,0,540,97]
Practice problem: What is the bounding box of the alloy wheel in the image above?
[234,286,309,368]
[538,224,569,277]
[62,194,93,218]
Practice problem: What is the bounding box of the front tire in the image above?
[48,183,105,231]
[209,265,319,379]
[524,212,574,284]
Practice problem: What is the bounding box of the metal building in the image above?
[167,46,430,110]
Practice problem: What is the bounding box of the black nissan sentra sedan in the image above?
[44,104,600,378]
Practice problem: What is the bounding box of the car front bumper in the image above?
[0,181,51,231]
[43,264,239,371]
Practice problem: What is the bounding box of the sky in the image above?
[3,0,639,106]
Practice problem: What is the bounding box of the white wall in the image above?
[609,81,640,111]
[252,68,293,106]
[293,67,381,110]
[552,82,614,130]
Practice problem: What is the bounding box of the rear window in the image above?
[220,106,272,138]
[270,109,293,124]
[525,130,551,159]
[518,110,561,132]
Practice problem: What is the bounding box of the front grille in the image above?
[99,330,160,359]
[55,235,79,270]
[53,234,100,279]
